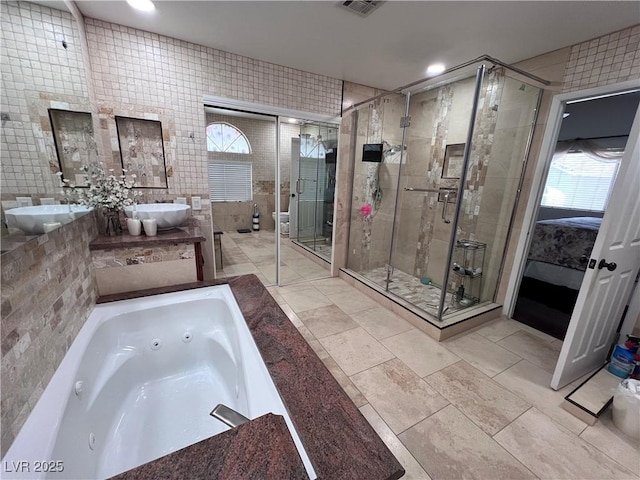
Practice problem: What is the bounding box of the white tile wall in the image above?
[562,25,640,92]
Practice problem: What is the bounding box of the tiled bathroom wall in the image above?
[1,213,98,455]
[0,1,89,197]
[562,25,640,92]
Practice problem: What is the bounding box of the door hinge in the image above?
[400,116,411,128]
[588,258,597,269]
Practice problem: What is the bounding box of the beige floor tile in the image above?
[319,327,394,376]
[567,367,622,415]
[309,277,358,296]
[425,361,531,435]
[327,290,380,314]
[580,409,640,476]
[516,322,559,343]
[497,330,562,374]
[399,405,536,480]
[494,408,635,479]
[320,355,368,408]
[382,329,460,377]
[349,307,414,340]
[443,333,521,377]
[350,358,448,434]
[297,304,360,339]
[281,287,332,313]
[494,360,588,435]
[359,404,432,480]
[475,317,524,342]
[221,262,260,276]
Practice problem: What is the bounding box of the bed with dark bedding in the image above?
[514,216,602,339]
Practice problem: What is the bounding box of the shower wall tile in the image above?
[1,212,98,456]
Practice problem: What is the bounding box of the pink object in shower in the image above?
[360,204,373,217]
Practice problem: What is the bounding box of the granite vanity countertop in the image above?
[100,275,404,480]
[90,226,205,250]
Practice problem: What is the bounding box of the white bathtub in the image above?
[3,285,316,479]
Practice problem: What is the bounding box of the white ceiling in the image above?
[64,1,640,90]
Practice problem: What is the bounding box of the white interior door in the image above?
[551,105,640,389]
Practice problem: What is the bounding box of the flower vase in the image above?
[102,208,123,236]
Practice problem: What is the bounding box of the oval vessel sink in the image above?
[5,205,93,235]
[124,203,191,229]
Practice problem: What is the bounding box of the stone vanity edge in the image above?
[100,274,404,480]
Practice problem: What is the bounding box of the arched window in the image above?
[206,122,251,154]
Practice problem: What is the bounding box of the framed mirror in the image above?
[49,109,99,187]
[115,116,168,188]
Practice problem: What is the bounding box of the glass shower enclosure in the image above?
[346,63,543,325]
[290,123,338,262]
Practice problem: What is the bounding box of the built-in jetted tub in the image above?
[3,285,315,479]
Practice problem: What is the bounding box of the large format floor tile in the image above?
[399,405,536,480]
[494,408,636,479]
[308,277,357,296]
[360,404,431,480]
[349,307,414,340]
[327,290,380,314]
[497,330,561,374]
[493,360,587,435]
[443,333,521,377]
[382,329,460,378]
[425,361,531,435]
[319,327,394,376]
[280,287,332,313]
[350,358,449,434]
[297,304,359,339]
[475,317,523,342]
[580,409,640,476]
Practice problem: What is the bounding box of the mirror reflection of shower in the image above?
[291,123,338,262]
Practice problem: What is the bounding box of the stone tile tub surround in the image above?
[1,211,98,456]
[97,275,404,480]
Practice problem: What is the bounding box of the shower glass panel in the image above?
[387,75,480,318]
[346,92,407,291]
[293,123,337,262]
[443,72,542,320]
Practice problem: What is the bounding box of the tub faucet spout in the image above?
[210,404,250,428]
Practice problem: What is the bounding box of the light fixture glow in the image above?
[287,118,299,124]
[126,0,155,12]
[426,63,446,76]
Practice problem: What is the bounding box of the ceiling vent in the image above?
[338,0,384,17]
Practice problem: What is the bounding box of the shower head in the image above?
[383,140,406,154]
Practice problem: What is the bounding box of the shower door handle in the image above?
[442,192,452,224]
[296,179,305,194]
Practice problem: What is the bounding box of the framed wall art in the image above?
[115,116,168,188]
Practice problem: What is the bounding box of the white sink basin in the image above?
[5,205,93,235]
[124,203,191,229]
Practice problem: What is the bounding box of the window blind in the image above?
[208,160,252,202]
[541,152,620,212]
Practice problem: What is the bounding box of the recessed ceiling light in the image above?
[426,63,446,76]
[287,118,299,124]
[126,0,155,12]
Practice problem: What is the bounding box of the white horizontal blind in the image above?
[541,152,620,212]
[208,160,252,202]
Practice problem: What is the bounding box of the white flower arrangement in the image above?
[58,165,141,211]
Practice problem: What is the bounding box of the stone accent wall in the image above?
[1,212,98,455]
[91,243,194,268]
